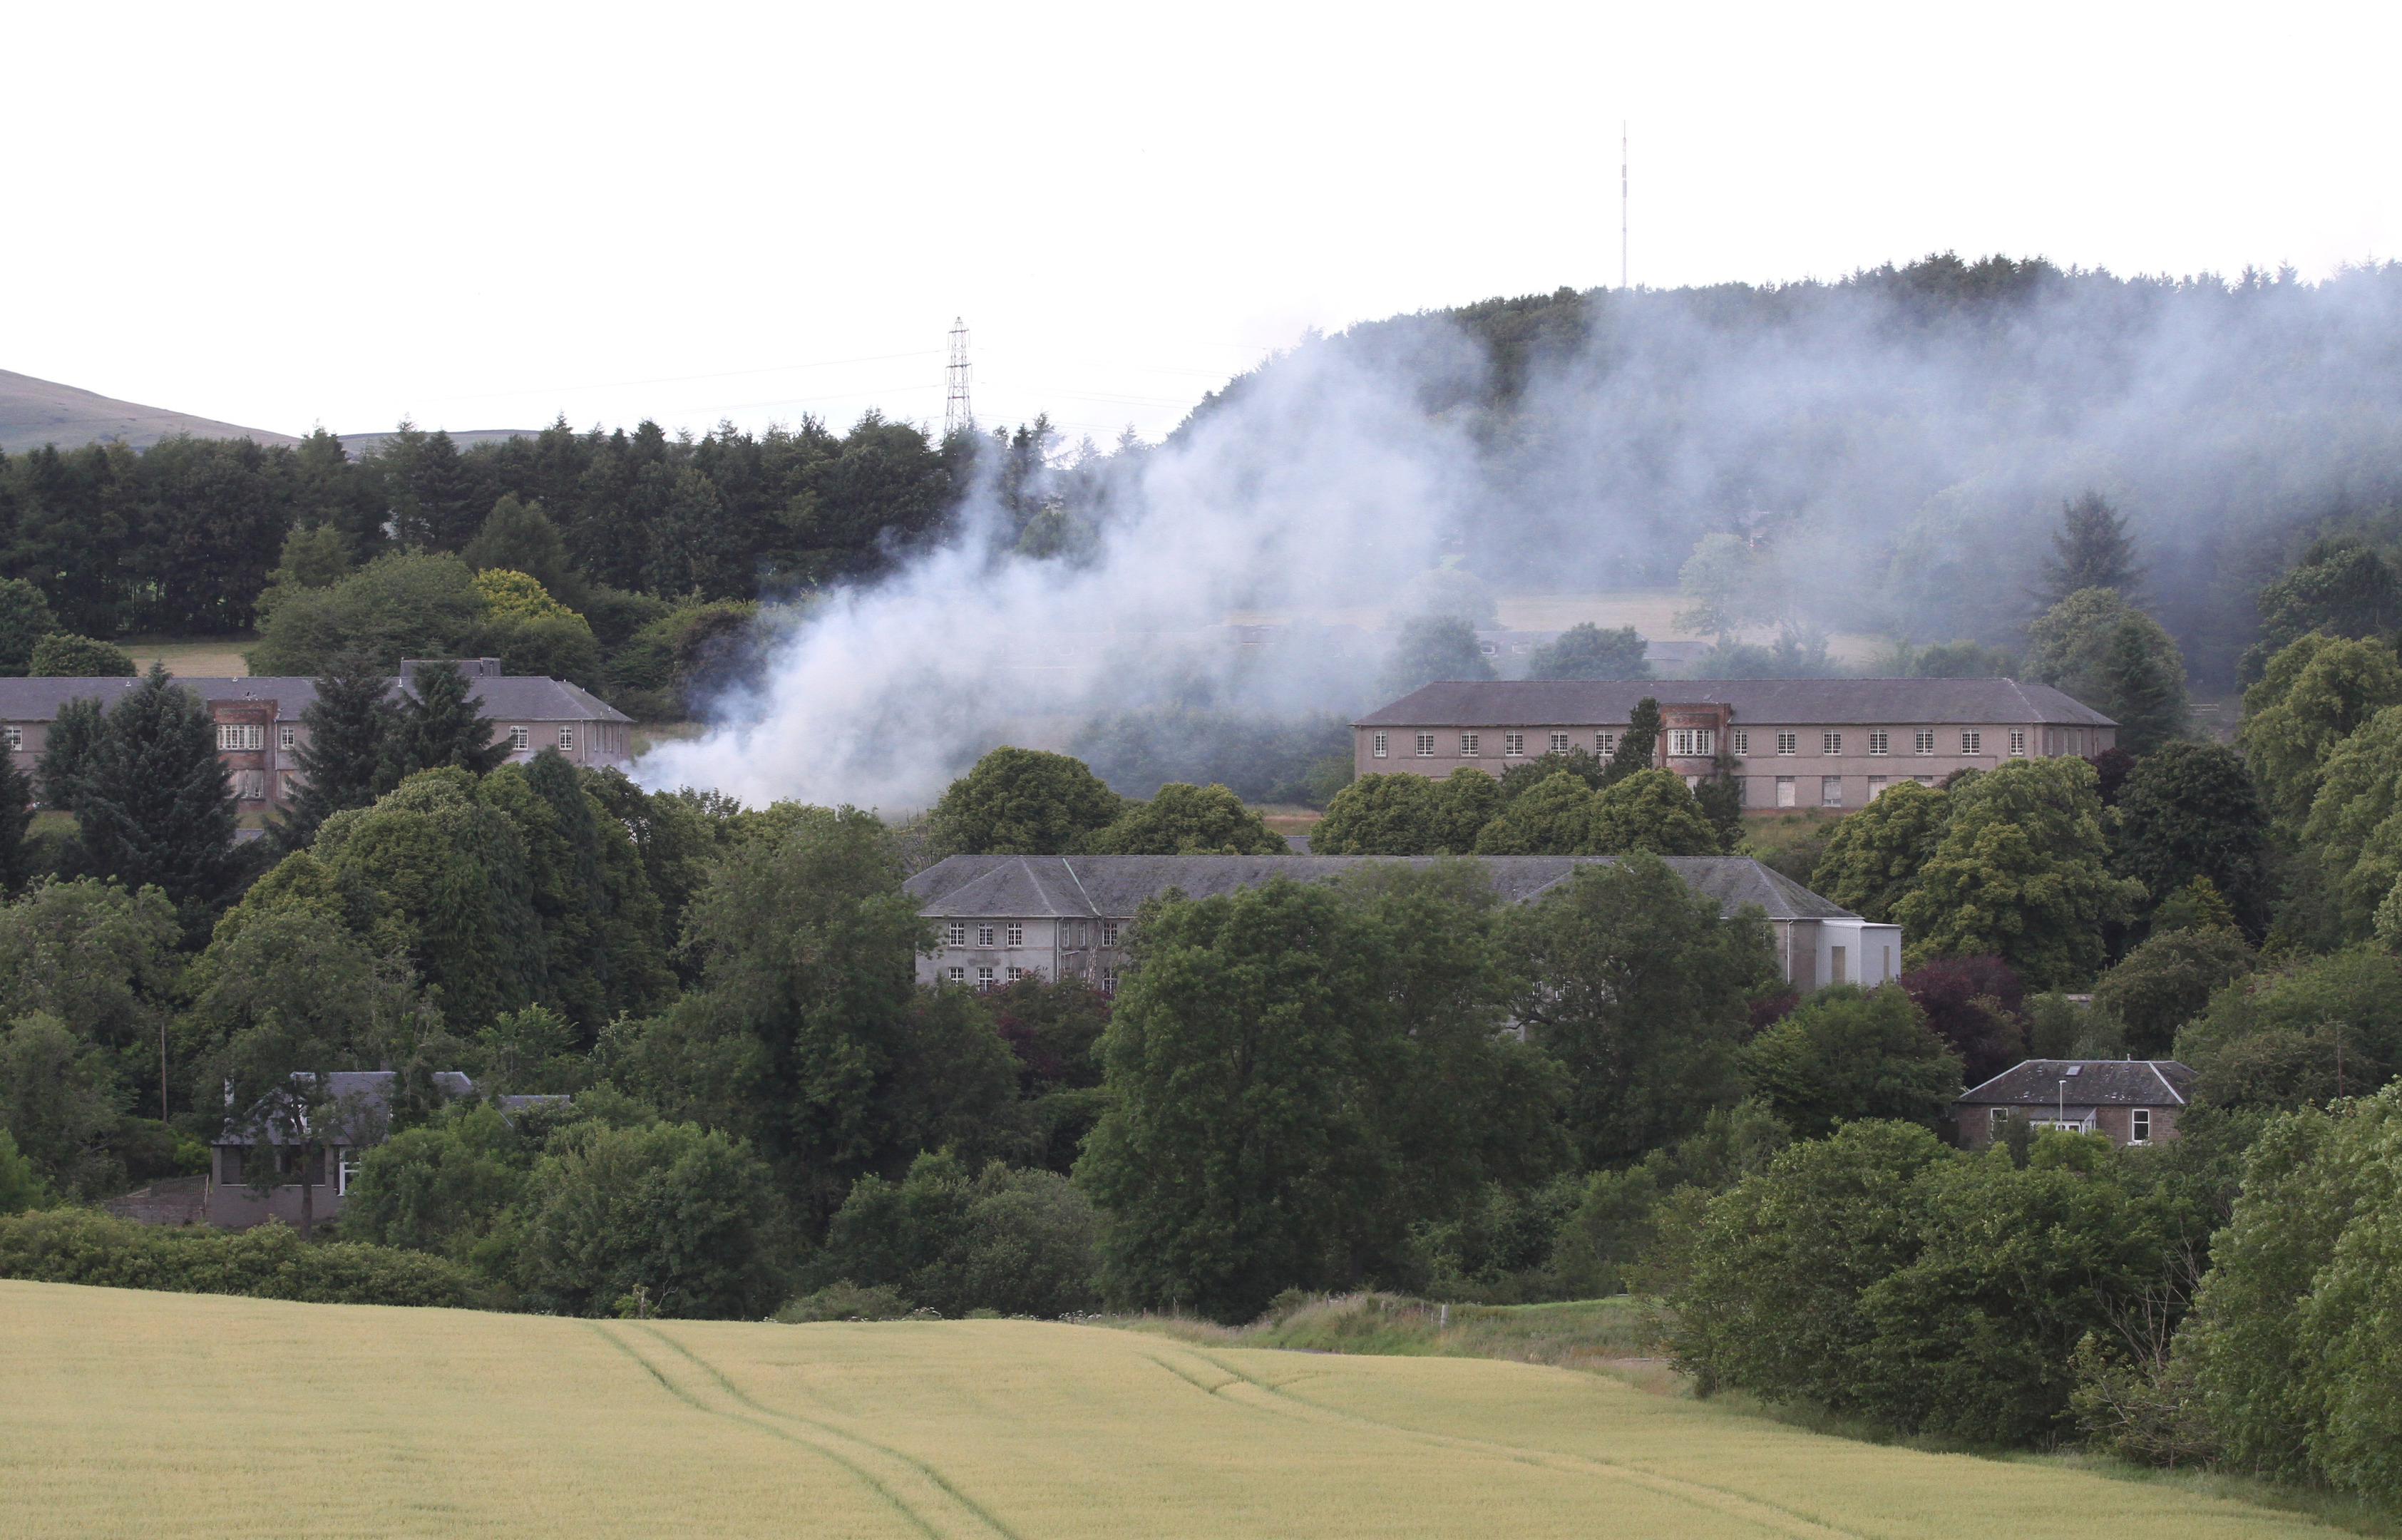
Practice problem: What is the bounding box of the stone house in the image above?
[904,853,1900,995]
[207,1071,473,1229]
[1952,1059,2196,1149]
[1353,679,2117,813]
[0,659,635,814]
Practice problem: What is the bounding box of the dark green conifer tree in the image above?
[381,660,507,784]
[1605,698,1663,784]
[71,665,242,920]
[2100,614,2186,755]
[36,696,104,811]
[274,657,395,853]
[2036,490,2141,608]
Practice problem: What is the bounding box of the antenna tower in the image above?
[1620,122,1628,290]
[943,317,972,438]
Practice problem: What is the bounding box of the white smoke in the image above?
[639,261,2402,808]
[637,325,1489,809]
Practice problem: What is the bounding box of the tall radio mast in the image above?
[1620,122,1629,291]
[943,317,972,439]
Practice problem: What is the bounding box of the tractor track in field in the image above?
[1144,1343,1884,1540]
[588,1323,1022,1540]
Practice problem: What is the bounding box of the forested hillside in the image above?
[1179,257,2402,687]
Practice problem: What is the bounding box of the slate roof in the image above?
[1954,1059,2195,1108]
[215,1070,476,1147]
[1355,679,2115,729]
[905,853,1861,923]
[0,675,630,724]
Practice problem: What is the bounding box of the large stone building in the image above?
[1353,679,2117,813]
[0,658,634,813]
[905,853,1899,994]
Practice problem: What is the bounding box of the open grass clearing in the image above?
[122,635,254,678]
[0,1279,2353,1540]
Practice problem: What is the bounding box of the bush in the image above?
[778,1280,913,1322]
[0,1208,484,1307]
[809,1152,1101,1318]
[515,1119,794,1319]
[28,634,136,677]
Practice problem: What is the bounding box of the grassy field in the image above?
[121,636,255,677]
[0,1281,2347,1540]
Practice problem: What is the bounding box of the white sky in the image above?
[6,1,2395,448]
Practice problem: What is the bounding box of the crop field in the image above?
[0,1280,2339,1540]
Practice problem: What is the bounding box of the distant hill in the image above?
[0,369,299,453]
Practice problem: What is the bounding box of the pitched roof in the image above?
[0,674,630,724]
[905,853,1862,923]
[215,1070,477,1146]
[1355,679,2115,729]
[1954,1059,2195,1107]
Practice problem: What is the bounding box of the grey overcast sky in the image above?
[7,1,2394,448]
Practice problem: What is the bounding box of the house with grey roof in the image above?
[0,658,633,814]
[1353,679,2117,814]
[904,853,1899,995]
[1953,1059,2195,1149]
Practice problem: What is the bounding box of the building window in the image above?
[1733,776,1749,805]
[977,923,995,947]
[1101,971,1119,993]
[278,725,295,751]
[558,727,575,752]
[2,727,18,752]
[946,965,965,985]
[1868,776,1888,798]
[1504,732,1525,757]
[2131,1109,2150,1144]
[1776,732,1797,756]
[1775,776,1797,808]
[1459,733,1479,758]
[1372,732,1388,758]
[975,967,995,992]
[1416,733,1436,757]
[1820,732,1841,755]
[1868,731,1889,756]
[1101,920,1119,945]
[1914,774,1936,786]
[215,724,265,751]
[1005,922,1025,948]
[2009,730,2027,757]
[1829,945,1847,985]
[1729,730,1748,756]
[946,921,966,947]
[1006,965,1025,982]
[1961,731,1983,755]
[1549,732,1570,754]
[1822,776,1843,808]
[1668,728,1713,757]
[510,725,530,752]
[1596,732,1617,756]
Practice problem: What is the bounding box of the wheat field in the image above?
[0,1281,2333,1540]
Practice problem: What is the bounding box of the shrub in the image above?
[778,1280,912,1322]
[810,1151,1101,1318]
[0,1208,483,1307]
[28,634,136,677]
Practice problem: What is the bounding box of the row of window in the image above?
[1992,1106,2150,1144]
[943,919,1122,949]
[1370,728,2028,759]
[215,724,292,751]
[945,963,1121,992]
[200,723,580,755]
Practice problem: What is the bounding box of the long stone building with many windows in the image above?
[0,659,633,813]
[905,853,1899,994]
[1353,679,2116,812]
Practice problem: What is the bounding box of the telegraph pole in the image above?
[943,318,972,440]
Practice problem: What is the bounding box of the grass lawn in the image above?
[0,1279,2351,1540]
[121,635,254,677]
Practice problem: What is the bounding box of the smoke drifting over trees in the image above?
[635,255,2402,808]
